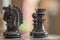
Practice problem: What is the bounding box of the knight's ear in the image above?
[3,7,7,10]
[3,7,11,11]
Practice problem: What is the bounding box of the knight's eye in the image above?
[10,16,12,17]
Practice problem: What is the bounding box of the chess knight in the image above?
[3,5,23,38]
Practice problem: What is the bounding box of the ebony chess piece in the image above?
[30,12,37,36]
[32,9,48,38]
[3,5,23,38]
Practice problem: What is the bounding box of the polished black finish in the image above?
[3,5,23,38]
[32,9,48,38]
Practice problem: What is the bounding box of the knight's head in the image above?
[3,5,11,11]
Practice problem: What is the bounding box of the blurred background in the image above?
[0,0,60,35]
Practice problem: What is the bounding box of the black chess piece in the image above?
[30,12,37,36]
[3,5,23,38]
[32,9,48,38]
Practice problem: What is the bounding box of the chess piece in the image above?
[3,5,23,38]
[32,9,48,38]
[30,12,37,36]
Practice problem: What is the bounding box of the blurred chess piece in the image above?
[32,9,48,38]
[3,5,23,38]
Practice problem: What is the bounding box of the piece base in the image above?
[3,31,21,38]
[32,31,48,38]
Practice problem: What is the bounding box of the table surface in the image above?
[0,34,60,40]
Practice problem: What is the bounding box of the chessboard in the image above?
[0,34,60,40]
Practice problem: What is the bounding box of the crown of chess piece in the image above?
[31,8,48,38]
[3,5,23,38]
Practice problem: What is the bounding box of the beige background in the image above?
[0,0,60,34]
[0,0,3,33]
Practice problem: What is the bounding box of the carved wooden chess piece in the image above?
[32,9,48,38]
[3,5,23,38]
